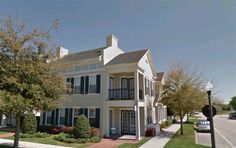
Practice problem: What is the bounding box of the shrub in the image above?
[74,115,91,139]
[54,133,71,142]
[59,126,74,134]
[90,136,101,143]
[37,125,58,134]
[90,128,100,137]
[145,128,156,137]
[34,132,49,138]
[51,128,60,134]
[20,133,34,138]
[22,113,37,134]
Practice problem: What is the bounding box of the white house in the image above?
[39,35,164,139]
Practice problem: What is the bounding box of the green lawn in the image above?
[116,137,151,148]
[5,136,89,148]
[164,118,210,148]
[0,130,9,134]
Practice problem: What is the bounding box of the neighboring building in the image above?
[40,35,159,139]
[154,72,167,123]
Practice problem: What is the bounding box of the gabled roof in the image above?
[106,49,148,66]
[156,72,165,81]
[58,46,107,62]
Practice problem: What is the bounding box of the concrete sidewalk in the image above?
[140,124,180,148]
[140,116,187,148]
[0,138,70,148]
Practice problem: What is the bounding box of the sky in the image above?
[0,0,235,102]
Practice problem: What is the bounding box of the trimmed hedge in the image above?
[74,115,91,139]
[22,113,37,134]
[37,125,73,134]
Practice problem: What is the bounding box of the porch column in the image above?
[135,105,141,140]
[134,71,139,100]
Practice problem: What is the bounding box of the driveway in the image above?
[196,115,236,148]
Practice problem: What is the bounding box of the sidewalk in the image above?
[0,138,70,148]
[140,116,187,148]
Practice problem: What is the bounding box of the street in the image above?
[196,115,236,148]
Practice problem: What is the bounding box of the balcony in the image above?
[108,88,134,100]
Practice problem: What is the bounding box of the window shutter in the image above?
[84,108,88,118]
[79,108,84,115]
[80,77,84,94]
[71,77,74,93]
[96,75,101,93]
[69,108,73,126]
[55,108,59,125]
[85,76,89,94]
[42,112,46,125]
[51,110,55,125]
[95,108,100,128]
[65,108,69,126]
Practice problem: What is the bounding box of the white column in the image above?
[134,71,139,100]
[135,105,141,140]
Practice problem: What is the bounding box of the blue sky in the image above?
[1,0,235,102]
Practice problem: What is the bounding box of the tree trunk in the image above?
[180,110,183,135]
[13,114,20,148]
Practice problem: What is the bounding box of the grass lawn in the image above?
[0,130,9,134]
[5,135,89,148]
[164,118,210,148]
[116,137,151,148]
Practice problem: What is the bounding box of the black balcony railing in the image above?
[109,88,134,100]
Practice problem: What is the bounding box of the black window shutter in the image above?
[42,112,46,125]
[66,78,70,83]
[51,110,55,125]
[65,108,69,126]
[80,77,84,94]
[79,108,84,115]
[55,108,59,125]
[95,108,100,128]
[71,77,74,93]
[84,108,88,118]
[69,108,73,126]
[96,75,101,93]
[85,76,89,94]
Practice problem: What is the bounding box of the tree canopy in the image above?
[161,62,207,135]
[0,16,67,148]
[229,96,236,110]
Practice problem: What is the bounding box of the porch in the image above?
[108,72,144,101]
[107,107,146,139]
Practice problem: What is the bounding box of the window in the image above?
[89,108,96,118]
[82,64,89,71]
[89,75,96,93]
[74,77,80,94]
[89,108,96,127]
[59,108,65,125]
[75,65,81,72]
[46,111,52,125]
[90,63,97,70]
[66,77,74,94]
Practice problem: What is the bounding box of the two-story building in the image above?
[40,35,160,139]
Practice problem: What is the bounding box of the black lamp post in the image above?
[206,81,216,148]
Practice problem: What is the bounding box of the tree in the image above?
[229,96,236,110]
[0,16,68,148]
[161,62,207,135]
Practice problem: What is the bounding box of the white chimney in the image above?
[57,47,69,58]
[106,34,118,47]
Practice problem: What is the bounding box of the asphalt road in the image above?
[196,114,236,148]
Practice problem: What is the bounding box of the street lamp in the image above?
[206,81,216,148]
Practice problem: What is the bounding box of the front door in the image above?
[121,110,135,135]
